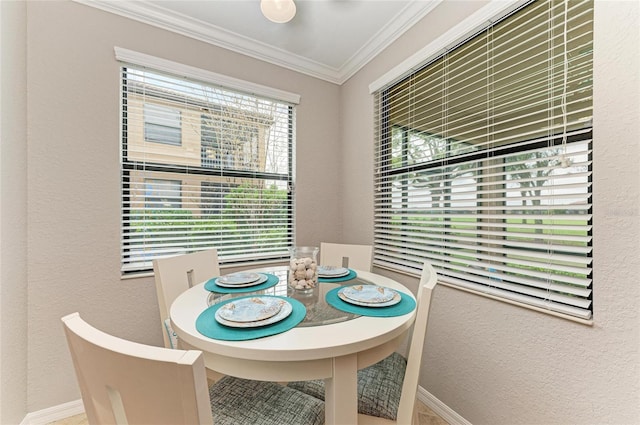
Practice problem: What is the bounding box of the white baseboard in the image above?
[26,388,458,425]
[417,385,472,425]
[21,399,84,425]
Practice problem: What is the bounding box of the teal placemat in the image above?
[196,295,306,341]
[325,285,416,317]
[204,273,279,294]
[318,269,357,283]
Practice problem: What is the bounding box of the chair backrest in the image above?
[62,312,214,425]
[395,262,438,425]
[320,242,373,271]
[153,249,220,348]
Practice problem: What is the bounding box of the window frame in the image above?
[116,48,300,275]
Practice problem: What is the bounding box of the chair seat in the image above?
[211,376,325,425]
[288,352,407,421]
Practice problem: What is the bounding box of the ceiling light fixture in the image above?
[260,0,296,24]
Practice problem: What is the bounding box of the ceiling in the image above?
[76,0,441,84]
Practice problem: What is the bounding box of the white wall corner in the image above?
[417,385,472,425]
[20,399,84,425]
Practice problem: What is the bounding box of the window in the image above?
[373,0,593,320]
[200,114,259,170]
[145,179,181,209]
[201,182,232,215]
[118,50,297,274]
[144,103,182,145]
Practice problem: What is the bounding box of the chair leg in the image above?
[206,369,224,383]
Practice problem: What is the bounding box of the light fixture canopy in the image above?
[260,0,296,24]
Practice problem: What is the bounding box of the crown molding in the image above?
[73,0,439,85]
[339,0,442,84]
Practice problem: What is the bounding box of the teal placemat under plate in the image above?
[325,285,416,317]
[196,295,306,341]
[318,269,357,283]
[204,273,279,294]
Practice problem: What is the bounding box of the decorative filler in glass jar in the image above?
[288,246,319,292]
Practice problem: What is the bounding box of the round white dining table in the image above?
[170,266,416,425]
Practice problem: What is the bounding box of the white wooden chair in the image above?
[62,312,325,425]
[320,242,373,271]
[289,261,438,424]
[153,249,220,349]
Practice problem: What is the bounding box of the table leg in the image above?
[325,353,358,425]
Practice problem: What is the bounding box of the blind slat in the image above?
[120,63,295,274]
[372,0,593,320]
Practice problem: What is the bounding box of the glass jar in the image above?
[288,246,319,292]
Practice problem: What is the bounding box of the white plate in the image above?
[215,299,293,328]
[341,285,398,304]
[317,266,350,277]
[338,290,402,308]
[217,272,262,286]
[216,297,283,323]
[215,273,268,288]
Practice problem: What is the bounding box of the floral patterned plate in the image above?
[216,297,283,323]
[215,273,268,288]
[217,272,261,286]
[215,298,292,328]
[317,266,350,278]
[339,285,400,306]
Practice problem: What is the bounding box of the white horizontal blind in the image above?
[120,65,294,274]
[373,0,593,319]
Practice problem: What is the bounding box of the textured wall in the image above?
[341,1,640,424]
[0,1,29,423]
[25,0,341,411]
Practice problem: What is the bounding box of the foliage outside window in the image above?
[120,65,294,274]
[373,0,593,320]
